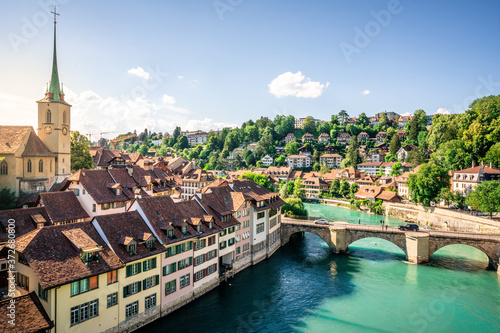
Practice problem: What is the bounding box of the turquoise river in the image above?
[140,203,500,332]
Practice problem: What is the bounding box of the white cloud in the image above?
[361,90,371,95]
[401,112,412,117]
[436,108,450,115]
[127,67,152,80]
[161,94,176,105]
[177,75,184,79]
[268,71,329,98]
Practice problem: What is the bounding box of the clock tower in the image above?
[37,7,71,181]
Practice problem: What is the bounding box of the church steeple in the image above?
[44,6,68,104]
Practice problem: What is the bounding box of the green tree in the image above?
[275,155,286,166]
[0,187,16,210]
[302,116,317,134]
[407,163,450,206]
[312,162,320,171]
[390,161,403,177]
[406,144,430,166]
[431,140,472,171]
[426,114,461,150]
[384,153,398,162]
[330,179,340,197]
[282,198,308,216]
[279,181,288,199]
[244,125,259,142]
[484,142,500,168]
[389,133,401,156]
[293,177,305,199]
[70,131,93,171]
[241,172,273,192]
[379,113,389,128]
[357,113,369,127]
[173,135,189,151]
[285,141,300,155]
[338,110,349,126]
[466,181,500,219]
[245,151,256,167]
[343,135,362,167]
[349,183,359,199]
[331,115,340,126]
[339,179,350,197]
[287,181,295,195]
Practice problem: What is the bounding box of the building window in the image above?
[107,292,118,308]
[27,159,32,173]
[180,274,190,289]
[163,263,177,276]
[92,204,96,212]
[257,212,265,219]
[125,301,139,318]
[38,283,48,301]
[70,276,98,296]
[143,275,159,290]
[0,161,7,175]
[178,257,192,270]
[243,243,250,252]
[165,280,176,296]
[123,281,142,298]
[70,299,98,326]
[126,263,142,277]
[46,110,51,123]
[145,294,156,309]
[107,270,118,284]
[256,223,265,234]
[39,159,43,172]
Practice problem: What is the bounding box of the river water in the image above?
[140,203,500,333]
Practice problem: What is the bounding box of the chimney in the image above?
[82,169,86,177]
[127,166,133,177]
[472,160,476,168]
[481,160,485,166]
[490,162,493,168]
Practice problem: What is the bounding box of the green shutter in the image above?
[189,257,192,265]
[123,286,128,298]
[138,263,142,274]
[152,257,157,269]
[163,266,167,276]
[143,279,146,290]
[143,261,147,271]
[137,282,142,292]
[126,265,131,277]
[173,263,177,273]
[155,275,159,285]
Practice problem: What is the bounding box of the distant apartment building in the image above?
[452,162,500,196]
[376,132,388,143]
[357,132,370,141]
[261,155,274,166]
[182,131,208,146]
[295,117,322,129]
[302,133,314,143]
[303,177,329,199]
[336,132,351,145]
[369,116,379,126]
[286,155,311,169]
[285,133,296,144]
[318,133,331,143]
[319,154,343,169]
[398,115,412,128]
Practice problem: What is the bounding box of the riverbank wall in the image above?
[384,203,500,234]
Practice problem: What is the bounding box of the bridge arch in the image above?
[281,224,336,252]
[348,237,407,256]
[345,230,407,256]
[429,241,498,268]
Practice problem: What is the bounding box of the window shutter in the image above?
[204,253,208,261]
[143,261,147,271]
[143,279,146,290]
[138,263,142,274]
[155,275,159,285]
[152,257,157,269]
[126,265,131,277]
[203,239,206,247]
[215,263,217,271]
[138,282,142,292]
[123,286,128,298]
[189,257,192,265]
[163,266,167,276]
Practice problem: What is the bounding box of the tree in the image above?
[408,113,420,142]
[293,177,305,199]
[275,155,286,166]
[349,183,359,199]
[331,115,340,126]
[287,181,295,195]
[241,172,273,192]
[330,179,340,197]
[285,141,300,155]
[426,114,461,150]
[338,110,349,126]
[339,179,350,197]
[170,126,181,146]
[245,151,256,167]
[438,187,455,206]
[0,187,16,210]
[466,181,500,218]
[406,144,430,166]
[244,125,259,143]
[317,122,332,137]
[173,135,189,151]
[312,162,320,171]
[431,140,472,171]
[302,116,317,134]
[484,142,500,168]
[357,113,369,127]
[71,131,93,171]
[282,198,308,216]
[379,113,389,128]
[279,181,288,199]
[343,135,362,167]
[389,133,401,156]
[407,163,450,206]
[390,161,403,177]
[384,153,398,162]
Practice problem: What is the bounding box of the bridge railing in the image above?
[283,214,324,221]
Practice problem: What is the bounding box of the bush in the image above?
[282,198,308,217]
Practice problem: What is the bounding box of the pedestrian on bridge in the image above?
[358,218,361,224]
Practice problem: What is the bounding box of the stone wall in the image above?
[385,203,500,234]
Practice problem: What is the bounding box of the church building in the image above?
[0,14,71,198]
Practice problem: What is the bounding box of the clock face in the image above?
[62,127,68,135]
[44,126,53,135]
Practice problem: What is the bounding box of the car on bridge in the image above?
[314,219,329,225]
[398,223,419,231]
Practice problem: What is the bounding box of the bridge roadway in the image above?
[281,217,500,274]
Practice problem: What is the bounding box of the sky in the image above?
[1,0,500,139]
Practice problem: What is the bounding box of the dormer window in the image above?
[146,239,156,250]
[209,222,213,229]
[167,229,174,238]
[127,243,136,255]
[197,225,202,233]
[182,225,187,235]
[81,250,100,264]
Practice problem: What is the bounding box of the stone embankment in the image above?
[384,203,500,234]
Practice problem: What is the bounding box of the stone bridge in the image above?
[281,218,500,274]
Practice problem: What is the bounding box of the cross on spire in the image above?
[51,5,60,24]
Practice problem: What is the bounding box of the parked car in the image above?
[314,219,329,225]
[450,205,457,209]
[398,223,419,231]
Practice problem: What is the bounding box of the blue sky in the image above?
[1,0,500,137]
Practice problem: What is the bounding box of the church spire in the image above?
[47,6,63,101]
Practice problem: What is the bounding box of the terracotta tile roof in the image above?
[0,207,51,243]
[230,179,285,210]
[0,292,53,333]
[21,131,55,157]
[454,165,500,174]
[108,168,138,188]
[0,126,32,154]
[37,191,89,223]
[376,191,401,202]
[94,211,164,263]
[15,222,123,289]
[355,185,383,199]
[320,153,343,158]
[73,169,132,204]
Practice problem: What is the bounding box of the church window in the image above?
[27,160,32,173]
[46,110,51,123]
[0,161,7,175]
[63,111,67,124]
[39,160,43,172]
